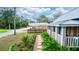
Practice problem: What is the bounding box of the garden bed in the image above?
[0,33,26,51]
[9,33,36,51]
[41,32,62,51]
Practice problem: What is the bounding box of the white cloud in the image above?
[55,7,68,13]
[24,7,51,13]
[16,7,70,19]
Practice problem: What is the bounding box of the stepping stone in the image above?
[37,41,41,43]
[33,35,43,51]
[36,50,42,51]
[37,40,41,42]
[37,43,42,46]
[37,46,42,49]
[38,39,42,41]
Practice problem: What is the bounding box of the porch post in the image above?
[61,27,66,46]
[50,26,53,35]
[55,27,58,40]
[52,26,53,35]
[47,26,53,36]
[47,26,50,35]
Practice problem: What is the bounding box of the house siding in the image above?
[52,32,55,38]
[50,27,65,46]
[51,27,62,44]
[57,34,62,44]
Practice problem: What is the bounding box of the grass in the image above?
[0,29,8,33]
[0,32,27,51]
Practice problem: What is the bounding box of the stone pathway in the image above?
[33,35,43,51]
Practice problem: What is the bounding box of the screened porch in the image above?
[65,27,79,47]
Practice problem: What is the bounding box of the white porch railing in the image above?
[66,37,79,47]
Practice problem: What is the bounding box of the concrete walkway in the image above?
[0,27,30,38]
[33,35,43,51]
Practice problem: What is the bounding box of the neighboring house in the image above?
[48,8,79,47]
[28,23,49,32]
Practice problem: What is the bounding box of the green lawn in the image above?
[0,29,8,33]
[0,32,27,51]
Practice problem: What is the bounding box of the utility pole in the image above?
[14,7,16,35]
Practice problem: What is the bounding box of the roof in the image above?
[29,23,49,26]
[61,19,79,25]
[50,8,79,26]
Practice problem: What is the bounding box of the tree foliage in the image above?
[0,8,28,29]
[0,8,14,29]
[53,12,63,19]
[37,15,48,22]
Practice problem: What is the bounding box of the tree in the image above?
[0,8,14,29]
[53,12,63,20]
[21,20,28,27]
[0,7,28,30]
[13,7,16,35]
[37,15,48,22]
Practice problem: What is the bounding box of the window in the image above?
[53,26,55,32]
[57,27,61,34]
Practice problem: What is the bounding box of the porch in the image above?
[65,27,79,47]
[66,37,79,47]
[53,26,79,47]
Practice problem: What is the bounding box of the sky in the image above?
[16,7,74,20]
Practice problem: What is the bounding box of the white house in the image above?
[28,8,79,48]
[48,8,79,47]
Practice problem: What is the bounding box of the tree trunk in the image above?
[9,23,11,30]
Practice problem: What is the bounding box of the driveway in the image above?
[0,27,30,38]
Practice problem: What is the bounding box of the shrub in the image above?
[9,43,19,51]
[10,33,36,51]
[41,32,62,51]
[21,34,35,47]
[41,32,79,51]
[21,36,28,46]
